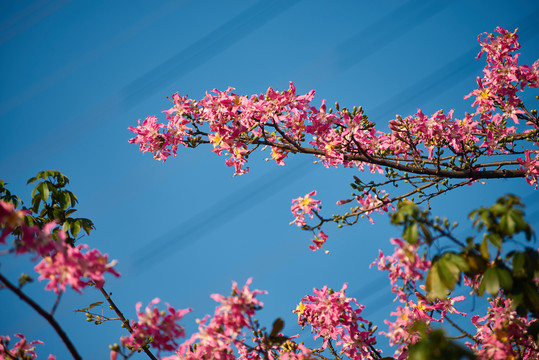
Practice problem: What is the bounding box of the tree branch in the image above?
[0,272,82,360]
[444,314,478,343]
[98,286,158,360]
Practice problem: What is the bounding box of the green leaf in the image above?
[487,233,503,248]
[58,191,70,209]
[512,252,526,277]
[495,267,513,291]
[463,252,485,276]
[480,238,490,260]
[445,253,470,274]
[39,182,50,202]
[269,318,285,338]
[481,267,500,296]
[419,222,432,244]
[31,184,39,199]
[426,262,447,300]
[490,203,507,215]
[62,220,71,233]
[88,301,103,310]
[31,196,41,213]
[26,176,37,185]
[68,191,78,207]
[500,212,515,236]
[81,219,94,235]
[71,221,81,237]
[438,256,460,291]
[403,223,419,244]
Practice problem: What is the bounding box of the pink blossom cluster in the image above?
[382,295,468,359]
[34,242,120,294]
[387,109,483,160]
[0,333,55,360]
[354,190,395,225]
[382,303,426,360]
[372,239,469,359]
[308,230,328,252]
[129,83,315,175]
[518,148,539,187]
[371,238,431,301]
[0,200,27,244]
[290,191,333,252]
[120,298,192,355]
[0,200,119,294]
[129,33,538,175]
[465,27,539,123]
[294,283,377,360]
[290,191,321,227]
[164,278,268,360]
[467,296,538,360]
[129,81,524,175]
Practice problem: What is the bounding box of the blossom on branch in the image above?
[0,333,55,360]
[371,238,431,301]
[34,243,119,294]
[290,191,321,227]
[167,278,267,360]
[294,283,377,360]
[0,200,120,294]
[121,298,192,355]
[518,148,539,188]
[467,296,538,360]
[0,201,27,244]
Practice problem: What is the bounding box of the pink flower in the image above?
[295,283,376,359]
[356,190,394,225]
[35,243,120,294]
[517,148,539,188]
[467,296,538,359]
[309,230,328,252]
[0,333,44,360]
[175,279,267,360]
[0,200,27,244]
[370,238,430,301]
[382,304,427,359]
[15,221,62,257]
[290,191,321,227]
[121,298,191,355]
[128,115,170,161]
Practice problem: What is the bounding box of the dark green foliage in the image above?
[0,179,22,207]
[408,324,475,360]
[1,170,95,245]
[392,195,538,318]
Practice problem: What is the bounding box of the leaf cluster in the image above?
[393,195,538,319]
[407,323,475,360]
[1,170,95,245]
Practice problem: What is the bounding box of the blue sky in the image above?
[1,1,539,359]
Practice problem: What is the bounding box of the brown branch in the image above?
[326,339,342,360]
[50,291,63,316]
[98,286,158,360]
[186,127,527,179]
[444,314,478,343]
[0,272,82,360]
[250,139,525,179]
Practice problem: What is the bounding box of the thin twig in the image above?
[98,286,158,360]
[444,314,478,343]
[50,291,63,316]
[327,340,342,360]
